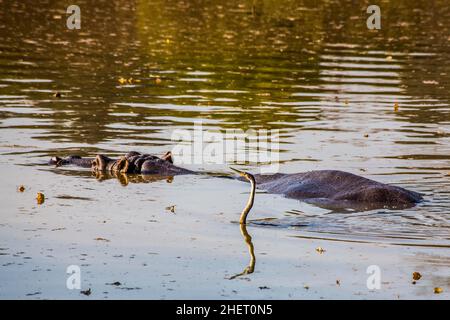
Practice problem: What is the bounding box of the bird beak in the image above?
[230,167,246,176]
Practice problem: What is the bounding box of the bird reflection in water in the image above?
[229,223,256,280]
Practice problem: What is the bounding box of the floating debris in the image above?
[18,185,25,192]
[107,281,121,286]
[118,77,127,85]
[412,272,422,281]
[316,247,326,254]
[165,205,176,213]
[36,192,45,205]
[394,102,399,112]
[364,133,369,138]
[259,286,270,290]
[53,92,61,98]
[434,287,443,294]
[336,280,341,286]
[118,77,141,85]
[80,288,91,296]
[155,77,162,84]
[304,285,309,290]
[94,237,110,242]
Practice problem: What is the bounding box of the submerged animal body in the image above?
[49,152,422,210]
[249,170,423,209]
[49,151,194,176]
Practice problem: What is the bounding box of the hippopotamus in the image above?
[244,170,423,210]
[49,151,422,210]
[49,151,194,176]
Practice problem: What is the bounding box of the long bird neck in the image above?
[240,176,255,224]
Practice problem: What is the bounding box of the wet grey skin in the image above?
[49,153,423,210]
[48,155,93,168]
[49,151,194,176]
[240,170,423,210]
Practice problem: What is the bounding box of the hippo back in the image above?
[256,170,422,207]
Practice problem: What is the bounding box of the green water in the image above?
[0,0,449,299]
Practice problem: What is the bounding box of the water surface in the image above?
[0,0,449,299]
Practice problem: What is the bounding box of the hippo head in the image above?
[139,152,192,175]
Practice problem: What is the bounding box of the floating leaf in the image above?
[94,237,110,242]
[18,185,25,192]
[118,77,127,85]
[412,272,421,281]
[165,205,176,213]
[316,247,325,254]
[80,288,91,296]
[434,287,443,294]
[36,192,45,205]
[394,103,399,112]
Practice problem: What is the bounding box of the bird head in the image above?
[230,167,255,182]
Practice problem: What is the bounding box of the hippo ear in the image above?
[162,151,173,164]
[93,155,109,171]
[116,156,130,173]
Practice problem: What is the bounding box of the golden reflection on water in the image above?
[93,170,176,186]
[229,223,256,280]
